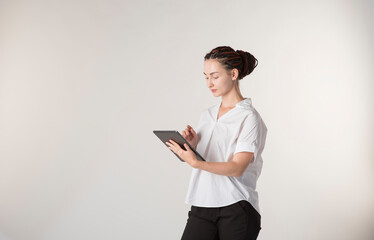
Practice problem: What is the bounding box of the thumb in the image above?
[184,143,190,150]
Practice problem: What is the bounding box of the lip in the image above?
[211,89,217,92]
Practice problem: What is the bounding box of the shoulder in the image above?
[236,98,262,120]
[239,106,267,131]
[239,106,261,122]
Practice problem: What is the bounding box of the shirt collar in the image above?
[213,97,253,113]
[236,97,252,110]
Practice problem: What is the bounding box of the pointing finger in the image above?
[186,125,191,134]
[185,131,190,137]
[188,126,196,135]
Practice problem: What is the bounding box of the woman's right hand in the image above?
[181,125,198,149]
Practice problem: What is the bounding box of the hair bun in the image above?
[236,50,258,79]
[204,46,258,80]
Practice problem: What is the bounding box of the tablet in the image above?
[153,130,206,162]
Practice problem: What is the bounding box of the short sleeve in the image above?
[234,114,260,155]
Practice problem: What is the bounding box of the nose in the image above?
[206,77,214,88]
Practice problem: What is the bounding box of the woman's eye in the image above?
[205,77,218,80]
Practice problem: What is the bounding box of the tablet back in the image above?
[153,130,206,162]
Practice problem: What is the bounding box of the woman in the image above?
[166,46,267,240]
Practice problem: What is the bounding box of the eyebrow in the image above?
[203,72,219,75]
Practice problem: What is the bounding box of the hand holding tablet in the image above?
[153,130,206,162]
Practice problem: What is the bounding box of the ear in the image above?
[232,68,239,81]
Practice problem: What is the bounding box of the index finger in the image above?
[188,125,196,135]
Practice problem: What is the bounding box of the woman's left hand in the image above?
[166,139,199,168]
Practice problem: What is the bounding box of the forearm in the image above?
[195,160,240,177]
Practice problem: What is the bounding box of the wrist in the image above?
[193,158,203,169]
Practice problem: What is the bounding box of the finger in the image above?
[168,139,178,148]
[165,142,174,150]
[168,140,176,148]
[168,139,177,147]
[184,143,190,150]
[170,139,182,151]
[169,141,182,154]
[168,144,178,152]
[166,142,173,149]
[184,127,191,135]
[184,130,189,137]
[189,126,197,135]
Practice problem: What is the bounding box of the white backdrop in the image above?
[1,0,373,239]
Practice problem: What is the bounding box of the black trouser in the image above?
[181,200,261,240]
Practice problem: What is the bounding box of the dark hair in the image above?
[204,46,258,80]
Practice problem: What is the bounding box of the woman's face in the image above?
[203,59,236,97]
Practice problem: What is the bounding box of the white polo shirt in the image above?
[185,97,267,214]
